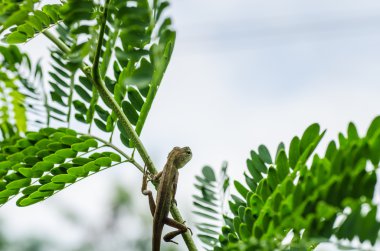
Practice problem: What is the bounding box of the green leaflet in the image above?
[6,32,27,44]
[60,0,96,26]
[217,118,380,250]
[0,127,122,207]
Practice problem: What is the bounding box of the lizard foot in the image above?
[143,164,148,176]
[152,174,160,183]
[143,165,155,182]
[181,221,193,235]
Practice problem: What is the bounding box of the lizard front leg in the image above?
[141,168,156,216]
[171,172,179,205]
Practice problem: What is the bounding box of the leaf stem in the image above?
[86,133,144,173]
[37,70,50,127]
[67,71,75,127]
[42,30,70,54]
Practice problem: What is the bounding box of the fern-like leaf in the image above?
[109,0,176,147]
[0,0,39,33]
[45,24,77,126]
[193,163,230,251]
[0,45,46,138]
[0,127,124,207]
[217,118,380,250]
[2,4,62,44]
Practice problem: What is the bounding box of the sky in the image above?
[1,0,380,250]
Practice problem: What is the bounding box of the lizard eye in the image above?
[186,150,191,155]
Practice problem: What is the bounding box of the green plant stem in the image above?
[170,205,198,251]
[43,6,198,250]
[42,30,69,54]
[87,134,144,173]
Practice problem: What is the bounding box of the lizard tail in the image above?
[152,224,162,251]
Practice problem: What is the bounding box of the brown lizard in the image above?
[141,146,192,251]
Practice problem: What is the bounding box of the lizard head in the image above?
[171,146,192,169]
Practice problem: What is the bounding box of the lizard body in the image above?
[142,146,192,251]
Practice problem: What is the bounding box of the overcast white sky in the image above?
[1,1,380,250]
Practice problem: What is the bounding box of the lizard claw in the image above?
[187,227,193,236]
[181,221,193,235]
[142,165,155,182]
[141,164,150,194]
[168,240,178,245]
[143,164,148,175]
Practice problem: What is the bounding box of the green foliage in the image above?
[0,0,40,32]
[1,1,379,251]
[1,0,175,141]
[57,0,175,147]
[210,119,380,250]
[102,0,176,146]
[60,0,97,26]
[24,0,177,145]
[4,4,62,44]
[0,127,122,207]
[0,0,177,209]
[47,24,81,126]
[193,164,230,251]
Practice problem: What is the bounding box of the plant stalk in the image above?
[43,2,198,250]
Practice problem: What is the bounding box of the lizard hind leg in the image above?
[162,217,191,244]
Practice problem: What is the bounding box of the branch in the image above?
[43,3,198,250]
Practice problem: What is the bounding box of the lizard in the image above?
[141,146,193,251]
